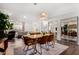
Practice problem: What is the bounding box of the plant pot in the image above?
[0,38,3,44]
[0,30,5,38]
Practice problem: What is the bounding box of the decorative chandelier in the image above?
[40,11,48,20]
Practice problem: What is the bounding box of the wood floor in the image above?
[58,39,79,55]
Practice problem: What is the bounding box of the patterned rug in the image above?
[14,43,69,55]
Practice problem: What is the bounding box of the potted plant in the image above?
[63,24,68,35]
[0,11,13,40]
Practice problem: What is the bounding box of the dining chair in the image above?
[38,36,49,54]
[47,34,55,48]
[23,36,37,54]
[0,40,8,55]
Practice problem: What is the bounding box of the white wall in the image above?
[77,17,79,45]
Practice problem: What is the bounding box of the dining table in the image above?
[23,33,52,54]
[23,33,52,39]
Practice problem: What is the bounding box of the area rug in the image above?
[14,43,69,55]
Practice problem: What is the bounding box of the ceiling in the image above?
[0,3,79,22]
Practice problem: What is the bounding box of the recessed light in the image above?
[23,16,27,19]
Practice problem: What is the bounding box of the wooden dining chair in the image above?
[23,36,37,54]
[38,36,49,54]
[47,34,55,48]
[0,40,8,55]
